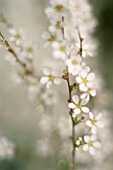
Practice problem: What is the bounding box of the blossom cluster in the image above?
[40,0,104,156]
[0,136,15,159]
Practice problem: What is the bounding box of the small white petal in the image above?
[90,90,96,96]
[53,78,61,84]
[81,107,89,113]
[86,120,92,127]
[68,103,76,109]
[74,108,81,115]
[89,112,94,119]
[47,81,52,89]
[72,95,79,104]
[95,121,104,128]
[92,126,97,134]
[87,73,95,81]
[76,76,82,83]
[81,98,88,105]
[80,93,87,99]
[43,68,51,75]
[93,141,101,148]
[83,144,89,151]
[40,77,49,84]
[89,147,95,155]
[81,70,87,78]
[79,83,88,92]
[95,113,102,120]
[84,136,90,142]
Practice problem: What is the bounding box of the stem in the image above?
[66,72,76,170]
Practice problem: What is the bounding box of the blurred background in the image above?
[0,0,113,169]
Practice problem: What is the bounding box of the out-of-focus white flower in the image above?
[76,41,93,58]
[41,89,57,105]
[86,112,104,134]
[68,0,88,16]
[9,28,25,46]
[42,31,62,48]
[66,54,82,75]
[80,89,96,101]
[49,19,64,33]
[83,135,101,155]
[68,95,89,115]
[21,42,35,60]
[40,68,61,88]
[0,137,15,159]
[76,70,96,92]
[36,139,52,156]
[52,41,67,60]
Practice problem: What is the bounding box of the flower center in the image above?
[87,141,93,147]
[26,47,33,53]
[82,78,88,84]
[72,59,78,65]
[49,35,56,42]
[49,75,54,81]
[76,103,81,109]
[55,22,61,29]
[60,46,65,52]
[15,34,21,40]
[55,5,63,12]
[91,119,96,125]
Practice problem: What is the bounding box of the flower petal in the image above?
[83,144,89,151]
[87,73,95,81]
[86,120,92,127]
[72,95,79,104]
[81,107,89,113]
[74,108,81,115]
[40,77,49,84]
[68,103,76,109]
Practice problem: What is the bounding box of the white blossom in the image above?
[83,135,101,155]
[68,95,89,115]
[86,112,104,134]
[40,68,61,88]
[0,137,15,159]
[76,70,96,92]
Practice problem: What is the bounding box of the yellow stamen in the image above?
[15,34,21,40]
[76,103,81,109]
[91,119,96,125]
[82,78,88,84]
[55,22,61,29]
[49,35,56,42]
[72,59,78,65]
[87,141,93,147]
[60,46,65,52]
[55,5,63,12]
[49,75,54,81]
[26,47,33,53]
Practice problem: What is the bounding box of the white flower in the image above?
[76,70,96,92]
[45,0,67,21]
[40,68,61,88]
[49,19,64,33]
[66,54,82,75]
[9,28,25,46]
[83,135,101,155]
[86,112,104,134]
[68,95,89,115]
[80,89,96,101]
[76,41,93,58]
[0,137,15,159]
[42,31,62,48]
[68,0,88,16]
[52,41,67,60]
[21,42,35,60]
[41,89,57,105]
